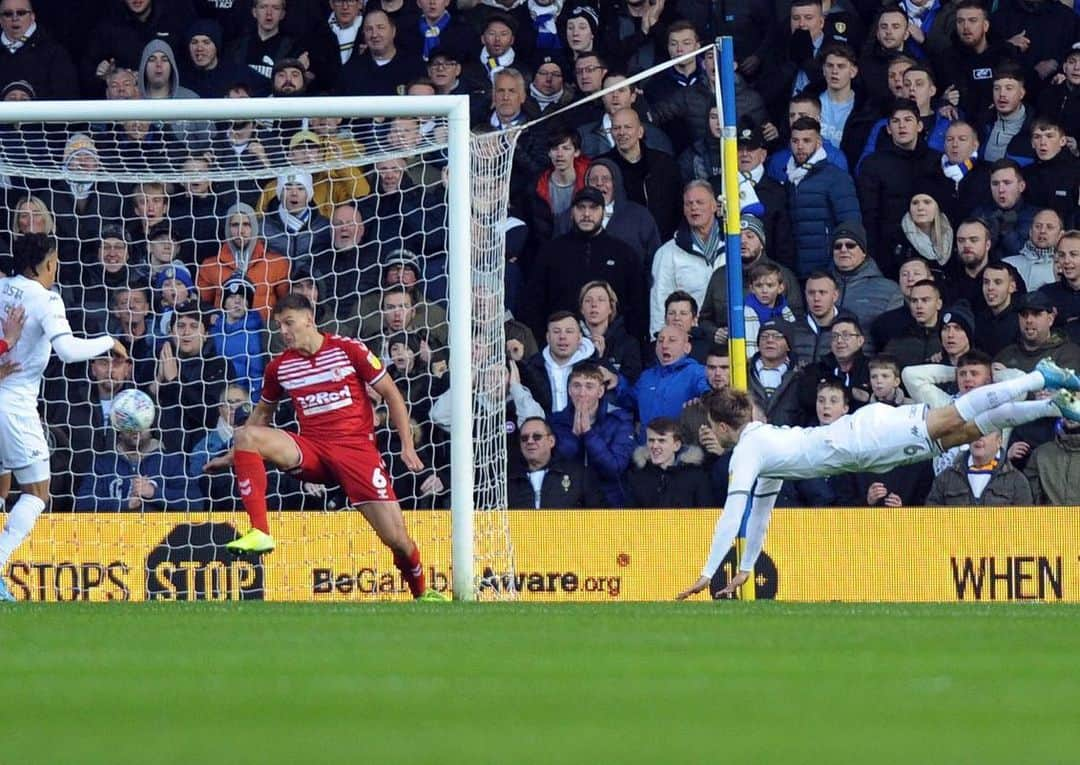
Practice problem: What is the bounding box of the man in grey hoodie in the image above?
[136,39,211,151]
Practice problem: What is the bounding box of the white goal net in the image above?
[0,95,515,601]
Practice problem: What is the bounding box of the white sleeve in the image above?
[509,381,544,424]
[700,439,764,578]
[901,364,955,408]
[39,292,73,343]
[738,477,783,572]
[649,248,674,337]
[429,390,451,432]
[53,334,116,364]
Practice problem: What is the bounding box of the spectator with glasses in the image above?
[829,221,903,334]
[0,0,78,99]
[507,416,605,508]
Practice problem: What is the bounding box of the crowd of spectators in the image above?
[0,0,1077,511]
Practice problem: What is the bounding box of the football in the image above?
[109,389,156,433]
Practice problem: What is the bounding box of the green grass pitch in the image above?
[3,602,1079,764]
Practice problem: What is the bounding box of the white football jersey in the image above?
[0,275,72,406]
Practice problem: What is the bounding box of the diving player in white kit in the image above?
[676,360,1080,600]
[0,234,128,601]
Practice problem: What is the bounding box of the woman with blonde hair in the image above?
[9,195,55,237]
[578,280,642,382]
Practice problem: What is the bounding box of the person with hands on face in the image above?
[549,361,635,507]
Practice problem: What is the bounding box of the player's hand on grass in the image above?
[716,570,750,598]
[676,576,711,600]
[203,450,235,473]
[402,445,424,472]
[2,305,26,349]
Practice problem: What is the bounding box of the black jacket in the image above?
[508,460,606,508]
[797,351,873,420]
[0,27,79,99]
[600,144,684,240]
[1024,152,1080,221]
[974,304,1021,357]
[857,142,944,273]
[522,228,648,341]
[81,0,194,97]
[156,343,230,452]
[748,354,805,426]
[627,445,715,508]
[883,321,943,370]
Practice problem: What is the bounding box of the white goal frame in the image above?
[0,95,476,600]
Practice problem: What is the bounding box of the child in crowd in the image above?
[868,354,912,406]
[627,417,714,508]
[151,264,197,347]
[209,275,267,399]
[744,261,796,357]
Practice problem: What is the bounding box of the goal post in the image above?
[0,94,509,601]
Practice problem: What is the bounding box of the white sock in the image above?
[0,494,45,569]
[973,399,1061,435]
[955,371,1045,421]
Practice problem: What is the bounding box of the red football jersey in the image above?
[261,334,386,440]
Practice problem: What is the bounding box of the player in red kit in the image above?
[204,293,445,601]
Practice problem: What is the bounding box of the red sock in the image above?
[394,544,426,598]
[233,450,270,534]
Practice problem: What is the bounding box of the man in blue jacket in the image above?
[614,324,711,443]
[75,418,205,512]
[782,116,862,278]
[550,362,635,507]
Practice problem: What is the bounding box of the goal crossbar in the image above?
[0,94,476,601]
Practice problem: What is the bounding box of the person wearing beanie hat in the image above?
[940,300,975,364]
[262,172,332,270]
[153,263,196,294]
[471,12,520,83]
[1,79,34,100]
[563,5,599,56]
[830,218,903,331]
[63,133,98,167]
[526,54,573,115]
[183,18,248,98]
[741,214,767,247]
[211,273,267,400]
[747,319,803,427]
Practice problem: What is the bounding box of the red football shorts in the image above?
[286,433,398,505]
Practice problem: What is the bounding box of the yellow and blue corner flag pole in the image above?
[717,36,755,599]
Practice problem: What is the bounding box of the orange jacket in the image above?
[197,240,290,322]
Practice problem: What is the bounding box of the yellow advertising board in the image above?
[5,508,1080,602]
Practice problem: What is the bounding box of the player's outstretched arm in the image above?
[373,375,423,472]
